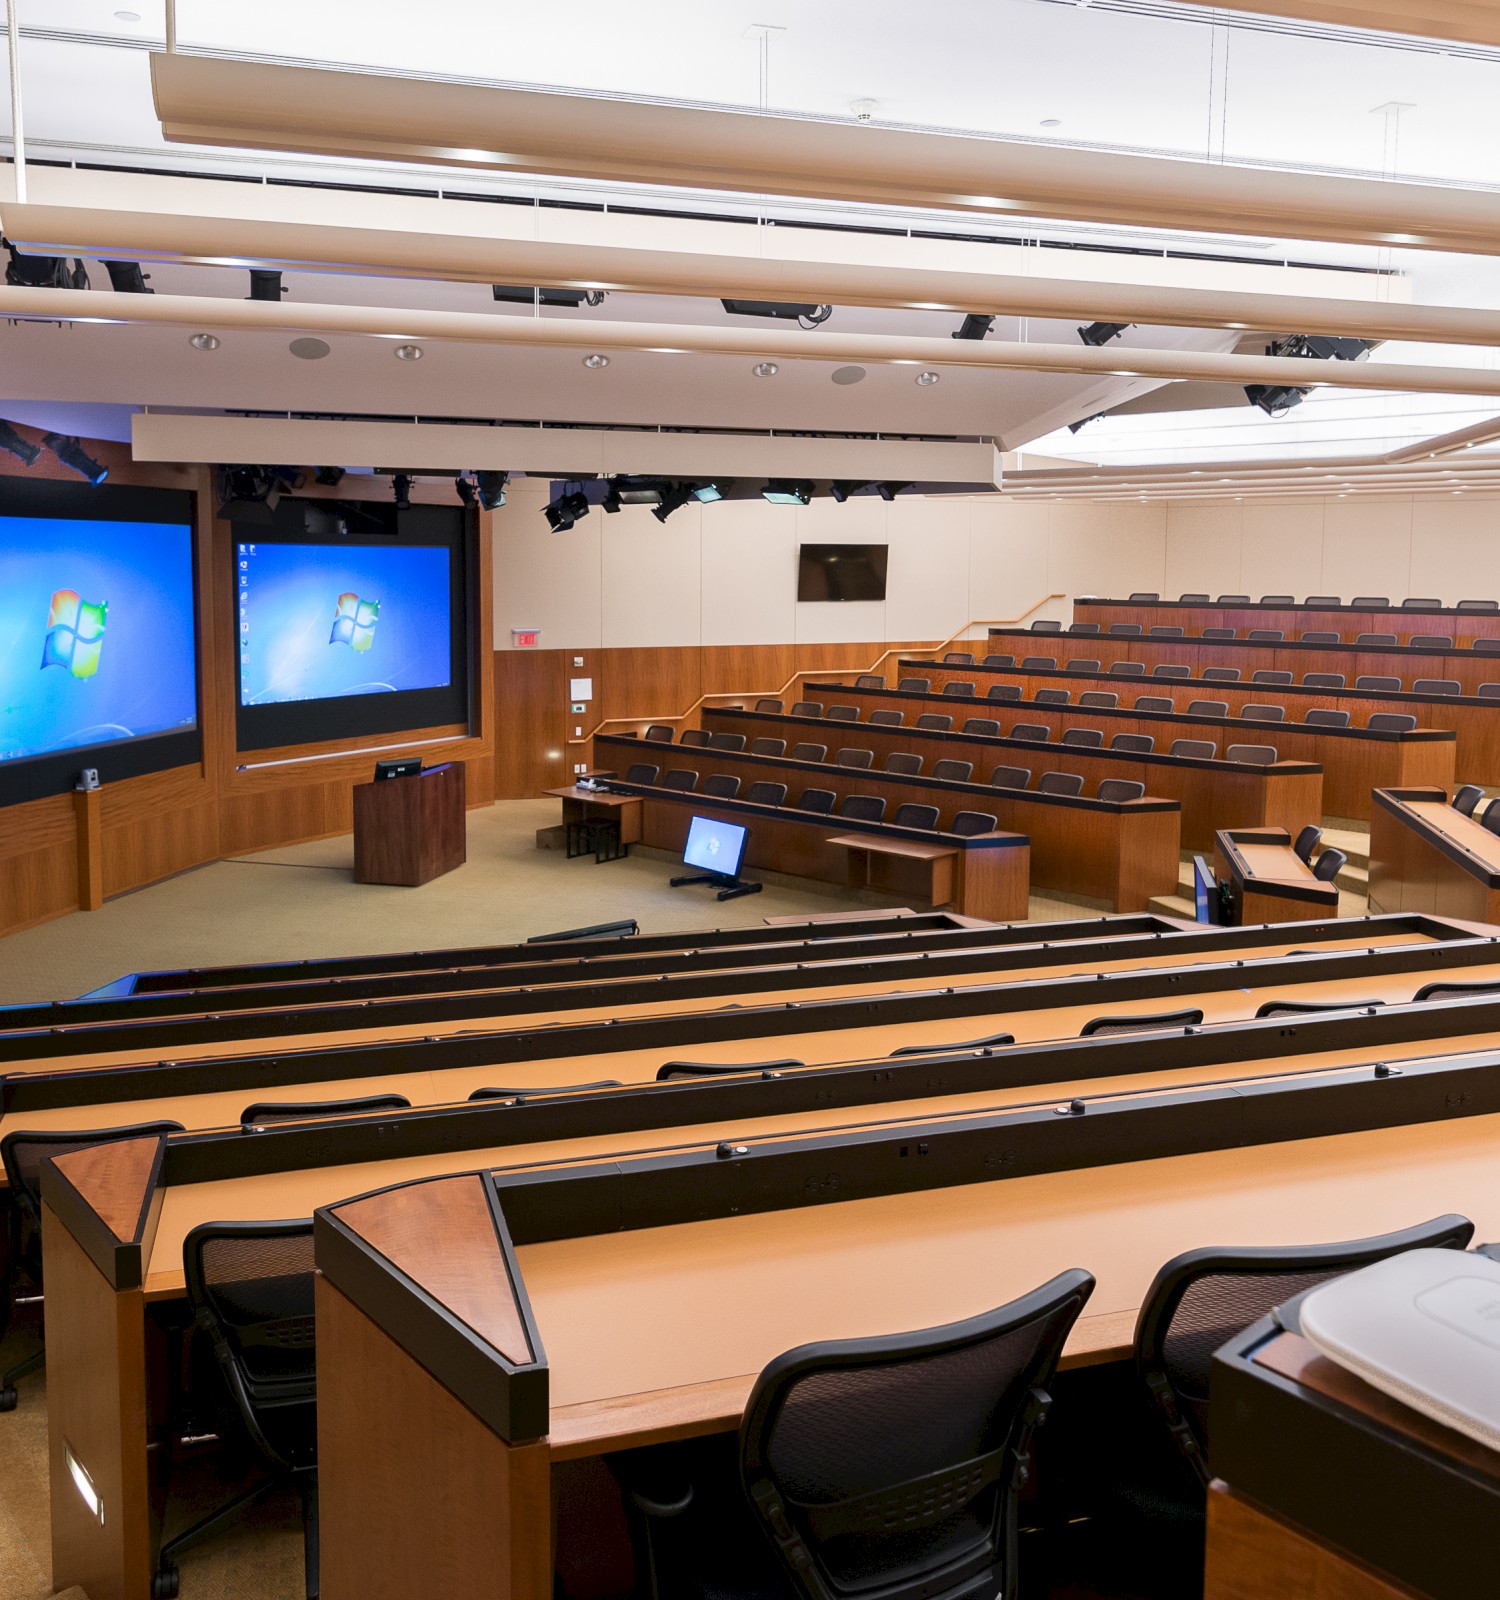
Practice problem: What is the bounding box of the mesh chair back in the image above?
[836,748,875,769]
[1081,1008,1203,1037]
[1110,733,1154,754]
[1303,672,1346,688]
[791,701,823,718]
[1451,784,1484,817]
[1402,597,1442,609]
[750,737,787,758]
[1414,679,1461,695]
[1368,713,1417,732]
[1079,691,1118,709]
[987,684,1022,702]
[1416,977,1500,1003]
[657,1059,805,1080]
[644,724,674,743]
[1293,824,1322,864]
[708,732,747,751]
[746,781,789,807]
[2,1121,183,1225]
[661,769,698,791]
[1108,662,1146,677]
[755,698,784,713]
[624,763,659,785]
[1133,695,1174,713]
[839,794,886,823]
[1300,632,1340,645]
[1128,592,1160,602]
[1312,848,1347,882]
[1011,724,1049,743]
[893,803,940,831]
[1242,704,1285,721]
[1185,700,1227,718]
[1108,623,1144,636]
[1459,599,1500,611]
[1097,779,1146,803]
[1149,626,1185,638]
[1201,629,1235,641]
[680,728,712,748]
[1065,658,1100,673]
[962,718,999,737]
[856,675,886,690]
[1254,1000,1381,1020]
[1411,636,1454,650]
[1305,708,1350,728]
[1217,595,1250,604]
[989,765,1031,790]
[898,678,930,694]
[1356,634,1397,648]
[790,743,827,763]
[1033,688,1070,705]
[1178,593,1209,603]
[1247,629,1283,642]
[1068,622,1102,634]
[1152,664,1191,679]
[1480,804,1500,839]
[702,774,742,800]
[943,681,977,697]
[884,752,924,776]
[942,652,974,665]
[797,788,837,814]
[1260,595,1294,605]
[1036,772,1084,797]
[889,1032,1015,1058]
[1474,639,1500,655]
[1351,596,1390,608]
[1305,596,1341,607]
[932,759,974,783]
[239,1095,409,1127]
[469,1081,623,1101]
[1135,1214,1473,1481]
[1060,729,1103,748]
[1482,683,1500,698]
[825,705,859,723]
[869,710,905,727]
[983,655,1016,671]
[915,714,953,732]
[1202,666,1241,681]
[1031,619,1063,632]
[1170,739,1217,759]
[1226,744,1278,765]
[1251,669,1293,685]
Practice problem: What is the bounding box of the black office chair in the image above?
[1149,626,1186,639]
[1312,848,1347,883]
[1246,629,1283,642]
[1241,704,1285,722]
[0,1121,184,1411]
[644,724,674,743]
[1305,708,1350,728]
[984,653,1017,667]
[1481,803,1500,839]
[1481,683,1500,698]
[657,1059,803,1081]
[1067,622,1101,635]
[898,678,931,694]
[158,1219,321,1599]
[1097,779,1146,803]
[749,738,786,758]
[1079,691,1118,709]
[1250,669,1292,685]
[1129,592,1160,602]
[709,732,748,751]
[1225,744,1278,765]
[1184,700,1227,718]
[942,681,977,697]
[702,774,742,800]
[1475,639,1500,655]
[950,810,998,836]
[1452,784,1484,818]
[1411,638,1454,652]
[1259,595,1294,605]
[987,684,1022,703]
[1132,696,1174,714]
[1064,659,1100,674]
[468,1081,624,1101]
[239,1095,410,1127]
[1304,596,1341,608]
[1200,666,1240,681]
[1020,656,1057,673]
[790,701,823,719]
[1080,1008,1203,1037]
[825,705,859,723]
[989,765,1031,790]
[1299,632,1340,645]
[1108,623,1144,637]
[1031,619,1064,632]
[1060,729,1103,749]
[1033,688,1070,706]
[1355,675,1402,691]
[889,1031,1015,1057]
[915,713,954,732]
[624,763,660,786]
[1151,664,1190,679]
[892,803,941,831]
[1458,599,1500,611]
[942,651,974,665]
[839,794,886,822]
[1011,724,1049,743]
[1368,713,1418,732]
[1401,597,1443,610]
[1169,739,1217,759]
[1110,733,1153,754]
[962,718,1000,737]
[661,769,699,792]
[1292,824,1322,865]
[1108,662,1146,677]
[883,752,924,775]
[610,1272,1095,1600]
[932,758,974,783]
[855,674,886,689]
[1355,635,1398,649]
[1302,673,1346,689]
[1216,595,1250,604]
[1351,596,1390,608]
[869,710,904,727]
[835,748,875,770]
[789,743,827,763]
[1178,594,1210,604]
[1036,772,1084,797]
[797,788,836,814]
[745,781,789,807]
[1200,630,1235,642]
[1253,1000,1382,1020]
[680,728,712,748]
[754,698,784,713]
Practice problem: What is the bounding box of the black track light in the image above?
[722,299,832,328]
[4,245,89,289]
[0,419,42,466]
[652,482,695,524]
[491,285,606,308]
[545,484,591,532]
[392,473,414,511]
[544,501,575,533]
[1244,384,1308,418]
[455,476,478,509]
[43,434,108,486]
[474,471,508,511]
[561,487,591,522]
[1078,322,1132,347]
[952,314,995,341]
[876,481,911,501]
[314,466,346,487]
[1068,412,1108,435]
[103,261,153,294]
[249,269,287,302]
[828,481,860,503]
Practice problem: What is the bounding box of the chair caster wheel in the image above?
[0,1387,17,1413]
[152,1564,180,1598]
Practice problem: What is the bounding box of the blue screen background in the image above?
[238,543,452,707]
[684,815,747,875]
[0,516,197,764]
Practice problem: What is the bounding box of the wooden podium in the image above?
[353,761,466,886]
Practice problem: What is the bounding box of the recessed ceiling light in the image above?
[114,9,142,20]
[831,365,866,385]
[1041,118,1062,128]
[189,333,220,352]
[916,370,941,387]
[394,343,423,361]
[754,362,779,377]
[289,337,331,360]
[582,353,610,369]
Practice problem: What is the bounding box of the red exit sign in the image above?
[511,627,540,648]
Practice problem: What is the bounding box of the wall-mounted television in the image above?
[233,502,471,752]
[797,543,889,603]
[0,479,199,806]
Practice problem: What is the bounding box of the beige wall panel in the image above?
[492,486,603,650]
[790,498,888,643]
[1163,501,1245,598]
[700,499,797,646]
[1046,501,1166,599]
[1236,502,1326,599]
[600,503,704,648]
[794,597,888,644]
[1320,498,1414,599]
[1407,496,1500,607]
[968,499,1053,632]
[884,498,972,642]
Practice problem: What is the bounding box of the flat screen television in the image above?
[797,543,889,603]
[0,479,199,806]
[683,815,748,879]
[232,502,471,751]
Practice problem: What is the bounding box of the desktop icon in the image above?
[40,589,108,679]
[329,591,379,652]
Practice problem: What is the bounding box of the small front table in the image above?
[826,833,958,909]
[542,786,643,862]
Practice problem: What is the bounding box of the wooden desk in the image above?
[1207,1323,1500,1600]
[541,784,643,847]
[826,832,957,907]
[1214,827,1340,925]
[1369,785,1500,925]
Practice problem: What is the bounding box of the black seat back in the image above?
[240,1095,409,1127]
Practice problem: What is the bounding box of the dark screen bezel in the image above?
[796,542,890,603]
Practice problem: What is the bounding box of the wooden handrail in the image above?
[579,594,1067,739]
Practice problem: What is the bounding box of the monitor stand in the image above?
[670,870,763,903]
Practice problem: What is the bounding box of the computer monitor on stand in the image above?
[670,815,761,901]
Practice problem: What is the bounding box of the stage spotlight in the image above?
[4,246,89,289]
[1068,412,1108,435]
[455,476,478,509]
[722,299,833,328]
[475,471,508,510]
[0,419,42,466]
[545,484,591,532]
[690,481,725,503]
[544,500,575,533]
[828,481,864,503]
[1244,384,1308,418]
[876,481,911,501]
[249,269,287,301]
[652,482,695,524]
[952,314,994,341]
[610,477,666,506]
[1078,322,1131,347]
[391,473,414,511]
[314,465,346,486]
[491,285,606,307]
[43,434,108,486]
[217,465,280,522]
[762,480,813,506]
[103,261,153,294]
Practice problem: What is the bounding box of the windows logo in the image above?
[329,592,379,652]
[41,589,108,679]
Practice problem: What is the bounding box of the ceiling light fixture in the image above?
[5,246,88,290]
[0,420,41,466]
[103,262,152,294]
[876,482,912,501]
[248,269,287,302]
[723,299,833,329]
[492,285,607,308]
[391,473,414,510]
[652,482,695,523]
[952,314,995,342]
[753,362,779,377]
[582,353,610,369]
[189,332,220,351]
[43,434,108,486]
[394,343,423,361]
[1078,321,1132,347]
[762,480,813,506]
[916,370,941,386]
[475,470,508,510]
